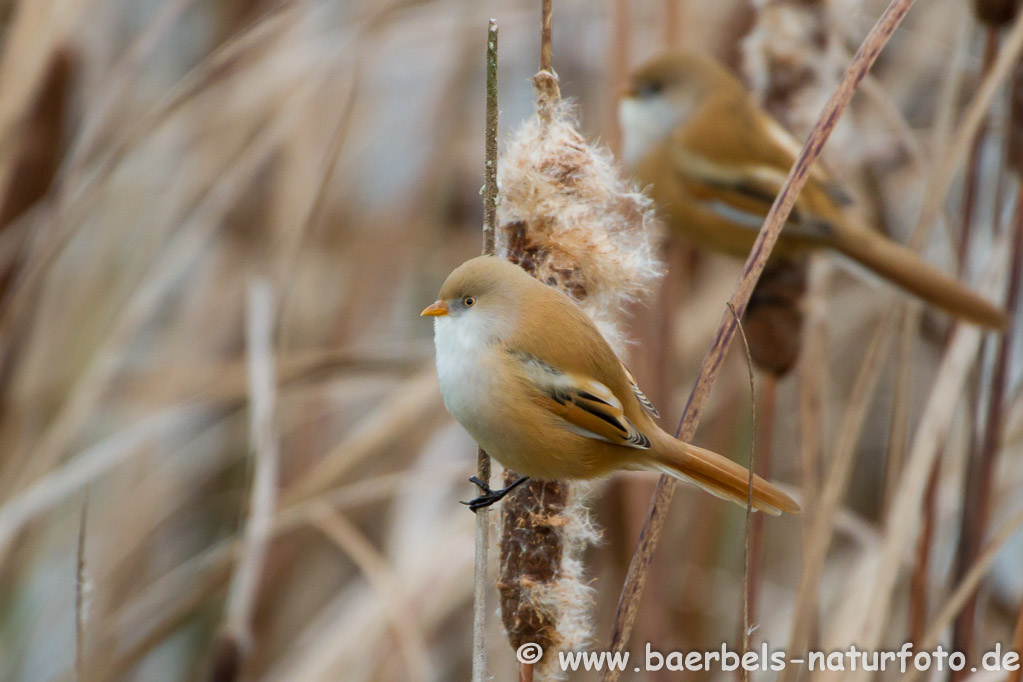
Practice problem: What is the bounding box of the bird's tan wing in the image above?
[513,351,651,449]
[668,97,851,240]
[667,144,838,241]
[621,363,659,418]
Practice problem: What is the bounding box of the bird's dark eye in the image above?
[638,81,663,98]
[463,296,476,307]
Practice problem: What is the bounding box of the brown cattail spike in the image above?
[973,0,1021,26]
[744,256,808,376]
[1008,52,1023,175]
[496,61,660,679]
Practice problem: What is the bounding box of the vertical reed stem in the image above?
[540,0,553,73]
[471,20,498,682]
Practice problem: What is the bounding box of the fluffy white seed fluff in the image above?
[496,87,663,354]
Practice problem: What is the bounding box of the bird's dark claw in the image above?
[461,475,530,512]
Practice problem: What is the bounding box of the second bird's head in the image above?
[618,50,743,167]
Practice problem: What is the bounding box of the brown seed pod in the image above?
[743,256,808,376]
[972,0,1021,26]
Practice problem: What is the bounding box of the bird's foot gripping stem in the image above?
[461,475,529,512]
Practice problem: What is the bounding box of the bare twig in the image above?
[747,373,774,637]
[472,19,498,682]
[603,1,917,671]
[902,504,1023,682]
[75,494,89,682]
[540,0,553,73]
[907,10,974,643]
[953,177,1023,666]
[951,27,1014,668]
[221,279,280,669]
[483,21,499,255]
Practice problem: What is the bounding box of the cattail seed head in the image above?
[496,71,662,353]
[495,71,661,680]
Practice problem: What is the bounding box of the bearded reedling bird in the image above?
[618,50,1008,330]
[421,256,800,515]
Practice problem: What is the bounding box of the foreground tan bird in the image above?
[422,256,800,515]
[619,50,1008,329]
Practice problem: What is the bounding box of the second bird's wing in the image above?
[667,144,838,241]
[668,99,853,242]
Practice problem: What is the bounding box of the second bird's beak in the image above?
[420,300,449,317]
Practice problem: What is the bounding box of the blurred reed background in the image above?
[0,0,1021,680]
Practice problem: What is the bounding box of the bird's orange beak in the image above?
[420,300,449,317]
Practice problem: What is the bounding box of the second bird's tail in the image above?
[830,223,1007,330]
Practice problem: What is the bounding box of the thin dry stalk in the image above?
[75,495,88,682]
[746,372,774,634]
[781,305,898,678]
[0,47,74,408]
[953,179,1023,666]
[310,504,430,682]
[283,368,441,504]
[62,0,196,174]
[883,308,916,514]
[5,62,323,502]
[483,20,499,253]
[472,19,499,682]
[910,456,942,645]
[911,6,1023,252]
[0,405,202,557]
[952,28,1018,666]
[830,237,1012,672]
[1009,601,1023,682]
[926,24,999,651]
[907,11,975,641]
[604,1,917,670]
[218,279,280,676]
[726,302,756,682]
[607,0,629,154]
[901,503,1023,682]
[797,259,830,523]
[540,0,553,73]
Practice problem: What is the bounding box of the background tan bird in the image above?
[422,256,800,515]
[619,50,1008,330]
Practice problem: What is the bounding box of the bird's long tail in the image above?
[647,433,800,515]
[829,223,1008,330]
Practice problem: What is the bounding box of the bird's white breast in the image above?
[432,315,499,434]
[619,93,704,169]
[619,96,683,168]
